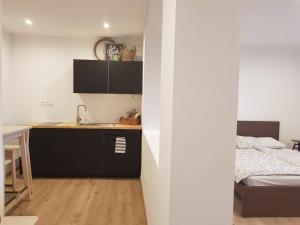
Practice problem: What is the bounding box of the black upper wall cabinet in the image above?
[74,60,109,93]
[73,59,143,94]
[109,61,143,94]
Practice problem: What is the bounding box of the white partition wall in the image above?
[142,0,240,224]
[167,0,240,224]
[142,0,162,131]
[141,0,166,224]
[0,0,4,217]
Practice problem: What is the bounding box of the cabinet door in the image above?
[29,129,103,177]
[73,59,109,93]
[109,61,143,94]
[30,137,68,177]
[30,129,66,177]
[29,140,47,177]
[43,139,68,176]
[103,130,141,177]
[65,139,103,177]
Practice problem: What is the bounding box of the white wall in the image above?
[168,0,240,224]
[142,0,162,131]
[238,46,300,146]
[2,31,14,124]
[142,0,240,225]
[0,0,5,216]
[3,33,143,124]
[141,0,167,224]
[241,0,300,47]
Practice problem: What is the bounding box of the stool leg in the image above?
[25,130,33,194]
[20,133,32,200]
[12,153,17,191]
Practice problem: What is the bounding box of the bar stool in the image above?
[5,145,21,191]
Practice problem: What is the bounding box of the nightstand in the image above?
[292,139,300,151]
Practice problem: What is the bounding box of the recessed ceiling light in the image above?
[25,19,33,26]
[103,22,110,29]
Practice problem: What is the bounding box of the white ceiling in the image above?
[242,0,300,47]
[4,0,300,46]
[2,0,149,37]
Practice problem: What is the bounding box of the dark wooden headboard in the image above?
[237,121,280,140]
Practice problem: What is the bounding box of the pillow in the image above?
[257,137,286,149]
[236,136,251,149]
[236,136,262,149]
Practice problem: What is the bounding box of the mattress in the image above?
[243,175,300,186]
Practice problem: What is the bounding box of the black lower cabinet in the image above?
[29,139,47,177]
[42,140,67,176]
[66,139,102,177]
[30,129,103,177]
[103,130,141,177]
[29,128,141,178]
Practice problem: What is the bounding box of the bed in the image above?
[235,121,300,217]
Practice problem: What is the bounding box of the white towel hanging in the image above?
[115,137,126,154]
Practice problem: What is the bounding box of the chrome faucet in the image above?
[76,105,87,124]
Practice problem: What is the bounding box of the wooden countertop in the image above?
[26,122,142,130]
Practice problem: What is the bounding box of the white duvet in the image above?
[261,148,300,167]
[235,148,300,183]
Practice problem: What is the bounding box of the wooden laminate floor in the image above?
[7,178,300,225]
[7,179,147,225]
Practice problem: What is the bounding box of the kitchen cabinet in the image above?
[29,139,46,176]
[66,139,102,176]
[109,61,143,94]
[73,60,108,93]
[103,130,141,177]
[29,128,141,177]
[73,60,143,94]
[42,139,67,176]
[29,129,103,177]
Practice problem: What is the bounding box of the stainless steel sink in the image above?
[78,123,116,127]
[39,122,62,126]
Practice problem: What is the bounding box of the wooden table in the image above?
[1,216,38,225]
[2,126,33,214]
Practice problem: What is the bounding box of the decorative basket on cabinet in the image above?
[122,49,136,61]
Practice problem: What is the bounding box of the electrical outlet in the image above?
[41,100,54,106]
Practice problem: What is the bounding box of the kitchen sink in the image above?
[38,122,62,126]
[78,122,116,127]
